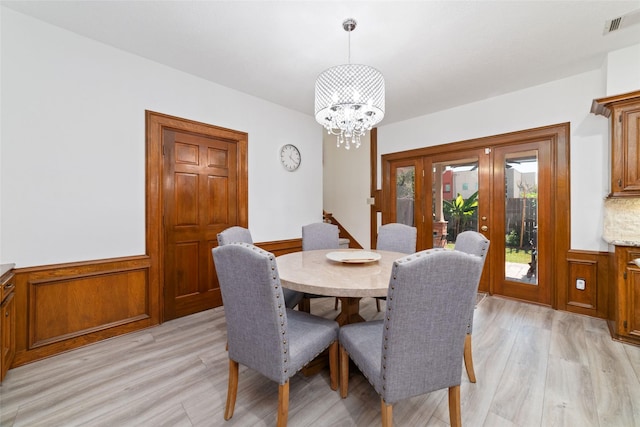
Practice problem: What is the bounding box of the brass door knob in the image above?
[481,225,488,231]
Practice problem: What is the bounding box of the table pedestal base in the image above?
[334,297,365,326]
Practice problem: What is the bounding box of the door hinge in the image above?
[624,271,627,280]
[422,170,425,177]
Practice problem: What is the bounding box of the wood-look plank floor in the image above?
[1,296,640,426]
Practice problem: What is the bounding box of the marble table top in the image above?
[277,249,407,298]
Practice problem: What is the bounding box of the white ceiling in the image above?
[3,1,640,125]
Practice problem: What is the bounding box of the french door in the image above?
[381,124,569,306]
[490,142,551,305]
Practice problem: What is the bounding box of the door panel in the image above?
[163,129,239,320]
[430,149,490,293]
[491,141,552,305]
[384,159,425,248]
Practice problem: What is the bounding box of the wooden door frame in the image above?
[146,111,248,322]
[377,123,569,308]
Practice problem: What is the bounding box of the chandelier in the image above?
[314,18,385,150]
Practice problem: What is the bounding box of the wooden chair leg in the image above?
[463,333,476,383]
[339,345,350,398]
[224,359,239,420]
[277,382,290,427]
[334,297,339,310]
[381,399,393,427]
[328,341,339,391]
[448,385,461,427]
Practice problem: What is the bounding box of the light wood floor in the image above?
[1,296,640,426]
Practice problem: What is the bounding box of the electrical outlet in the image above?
[576,278,586,290]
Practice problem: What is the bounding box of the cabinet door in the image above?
[1,292,15,382]
[612,103,640,195]
[627,265,640,338]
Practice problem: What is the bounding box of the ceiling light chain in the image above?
[314,18,385,150]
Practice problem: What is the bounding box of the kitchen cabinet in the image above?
[592,90,640,197]
[0,265,16,383]
[609,245,640,345]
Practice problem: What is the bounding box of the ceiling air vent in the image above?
[604,9,640,35]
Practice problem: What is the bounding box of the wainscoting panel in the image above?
[29,268,149,349]
[258,238,302,256]
[13,256,156,367]
[565,250,609,318]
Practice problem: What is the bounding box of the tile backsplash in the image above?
[603,197,640,244]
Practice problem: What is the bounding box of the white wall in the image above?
[606,44,640,95]
[0,6,3,264]
[378,69,611,252]
[0,8,323,267]
[323,132,371,249]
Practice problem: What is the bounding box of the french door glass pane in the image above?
[396,166,415,227]
[504,151,538,285]
[432,159,479,248]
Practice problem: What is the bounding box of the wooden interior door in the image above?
[163,128,243,320]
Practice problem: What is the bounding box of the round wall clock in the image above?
[280,144,301,171]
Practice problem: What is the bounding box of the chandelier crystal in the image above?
[314,19,385,150]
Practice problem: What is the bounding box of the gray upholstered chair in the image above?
[374,223,417,311]
[212,243,339,427]
[302,222,340,251]
[300,222,340,312]
[339,249,485,427]
[376,223,417,254]
[217,226,253,246]
[453,230,490,383]
[217,226,303,309]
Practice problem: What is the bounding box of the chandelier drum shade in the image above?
[314,19,385,150]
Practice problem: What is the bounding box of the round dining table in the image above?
[277,248,407,325]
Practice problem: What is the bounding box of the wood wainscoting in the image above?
[9,242,299,369]
[257,239,302,256]
[563,250,610,319]
[12,255,155,367]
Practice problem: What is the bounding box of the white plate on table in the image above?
[326,251,382,264]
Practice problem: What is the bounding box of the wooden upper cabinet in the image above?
[592,90,640,197]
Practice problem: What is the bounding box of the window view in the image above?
[395,166,415,227]
[432,159,479,248]
[504,152,538,285]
